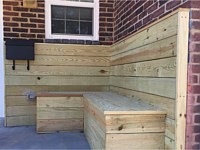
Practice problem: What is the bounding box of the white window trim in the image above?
[45,0,99,41]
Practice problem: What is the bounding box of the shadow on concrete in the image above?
[0,124,90,149]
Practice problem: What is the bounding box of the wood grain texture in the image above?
[105,114,166,133]
[111,13,178,55]
[106,133,165,149]
[175,11,189,150]
[6,116,36,127]
[5,85,109,96]
[37,97,83,108]
[6,76,109,86]
[6,65,110,76]
[5,55,110,66]
[6,96,36,106]
[110,86,175,119]
[37,107,83,119]
[111,36,177,65]
[35,43,111,56]
[166,117,175,140]
[111,57,176,78]
[7,106,36,116]
[110,76,176,99]
[165,136,175,150]
[37,119,83,133]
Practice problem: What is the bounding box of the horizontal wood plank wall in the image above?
[5,44,111,126]
[110,12,180,150]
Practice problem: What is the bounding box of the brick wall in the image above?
[3,0,114,45]
[113,0,190,43]
[187,1,200,149]
[3,0,45,42]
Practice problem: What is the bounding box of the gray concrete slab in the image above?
[0,124,90,149]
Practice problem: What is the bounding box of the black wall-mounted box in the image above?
[5,39,35,60]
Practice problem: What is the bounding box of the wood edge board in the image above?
[36,93,83,97]
[104,111,167,115]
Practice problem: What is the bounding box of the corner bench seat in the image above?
[83,92,167,150]
[36,91,167,149]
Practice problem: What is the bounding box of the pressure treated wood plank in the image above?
[175,11,189,150]
[111,13,178,55]
[5,85,109,96]
[84,92,166,115]
[5,55,110,66]
[84,108,105,149]
[35,43,111,56]
[165,136,175,150]
[37,107,83,119]
[6,115,36,127]
[37,97,83,108]
[111,36,177,65]
[105,114,166,133]
[6,96,36,106]
[111,57,176,78]
[110,86,175,119]
[110,76,176,99]
[166,117,175,140]
[5,76,109,86]
[106,133,165,149]
[7,106,36,116]
[6,65,110,76]
[37,119,83,133]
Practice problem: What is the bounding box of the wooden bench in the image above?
[36,92,85,133]
[83,92,167,149]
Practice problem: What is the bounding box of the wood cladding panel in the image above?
[5,85,109,96]
[106,133,165,149]
[37,97,83,108]
[111,13,178,55]
[5,55,110,66]
[6,116,36,127]
[110,86,175,119]
[37,119,83,133]
[105,114,166,133]
[37,107,83,120]
[110,76,176,99]
[7,106,36,116]
[37,96,84,133]
[6,96,36,106]
[111,57,176,78]
[6,65,110,76]
[6,76,109,86]
[35,44,111,56]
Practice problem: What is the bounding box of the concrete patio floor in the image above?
[0,118,90,149]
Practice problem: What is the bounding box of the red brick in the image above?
[152,6,165,18]
[4,27,10,32]
[13,28,28,33]
[166,0,181,10]
[30,8,44,13]
[4,22,19,27]
[21,13,36,18]
[188,75,198,84]
[194,106,200,113]
[4,32,19,37]
[192,65,200,73]
[191,54,200,63]
[30,18,44,23]
[195,134,200,142]
[3,11,19,16]
[191,85,200,94]
[3,1,19,6]
[191,10,200,19]
[3,6,11,11]
[21,33,36,38]
[30,29,45,33]
[191,1,200,8]
[195,116,200,125]
[12,17,28,22]
[21,23,36,28]
[13,7,28,12]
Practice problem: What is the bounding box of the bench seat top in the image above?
[83,92,167,115]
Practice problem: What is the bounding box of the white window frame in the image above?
[45,0,99,41]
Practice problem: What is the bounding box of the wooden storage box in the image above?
[83,92,166,149]
[36,92,84,133]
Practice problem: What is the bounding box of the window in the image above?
[45,0,99,40]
